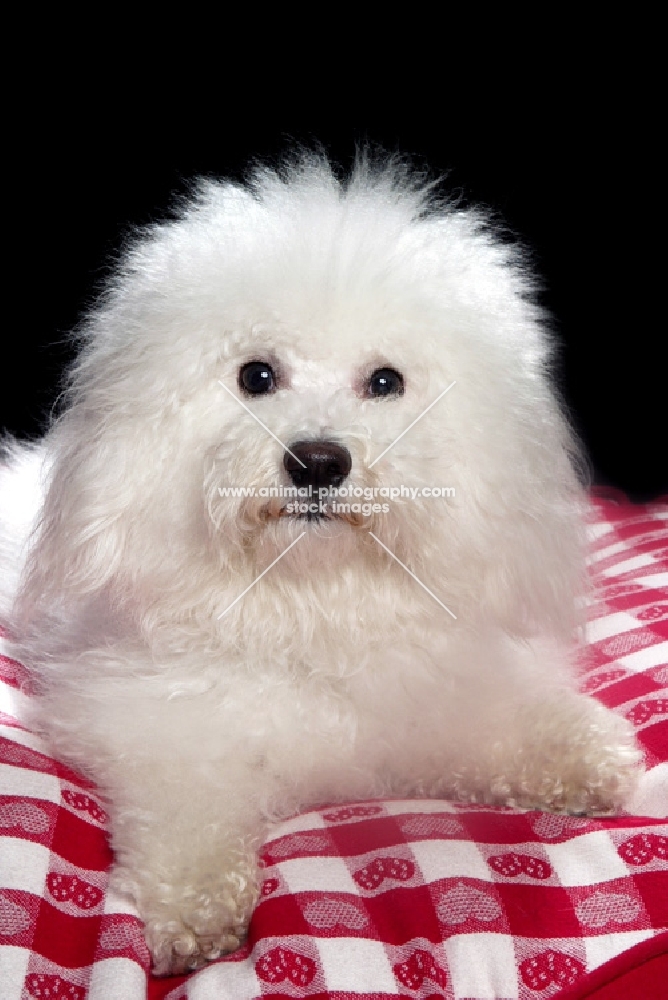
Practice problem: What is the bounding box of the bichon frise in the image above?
[0,152,642,974]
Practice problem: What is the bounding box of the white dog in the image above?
[0,153,642,974]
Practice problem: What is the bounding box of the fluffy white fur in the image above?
[0,153,643,974]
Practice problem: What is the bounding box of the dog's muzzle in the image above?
[252,440,365,526]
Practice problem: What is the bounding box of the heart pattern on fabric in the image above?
[0,892,32,934]
[580,669,626,694]
[618,833,668,865]
[520,950,585,990]
[637,603,668,621]
[0,801,50,834]
[303,897,368,930]
[626,699,668,726]
[266,833,331,859]
[99,919,151,965]
[436,882,501,924]
[394,949,447,990]
[47,874,103,910]
[61,790,108,824]
[256,946,316,986]
[261,877,280,897]
[531,813,589,840]
[25,973,85,1000]
[354,856,415,890]
[488,853,552,879]
[400,815,464,838]
[322,805,383,823]
[576,890,641,928]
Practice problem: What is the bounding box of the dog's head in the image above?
[23,154,584,642]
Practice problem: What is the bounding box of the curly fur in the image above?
[0,152,642,974]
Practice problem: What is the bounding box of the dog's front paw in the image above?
[144,916,246,977]
[483,696,645,815]
[111,856,259,976]
[517,699,644,814]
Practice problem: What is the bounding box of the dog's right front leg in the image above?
[104,766,264,975]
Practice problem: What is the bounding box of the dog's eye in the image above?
[367,367,404,398]
[239,361,276,395]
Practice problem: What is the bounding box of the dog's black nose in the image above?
[284,440,352,490]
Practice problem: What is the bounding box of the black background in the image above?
[4,95,664,500]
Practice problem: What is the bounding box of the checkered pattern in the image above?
[1,492,667,1000]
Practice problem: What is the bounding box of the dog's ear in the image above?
[415,369,588,642]
[15,406,206,626]
[479,494,587,641]
[17,422,136,617]
[472,426,588,642]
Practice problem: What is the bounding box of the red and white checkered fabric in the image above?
[1,492,667,1000]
